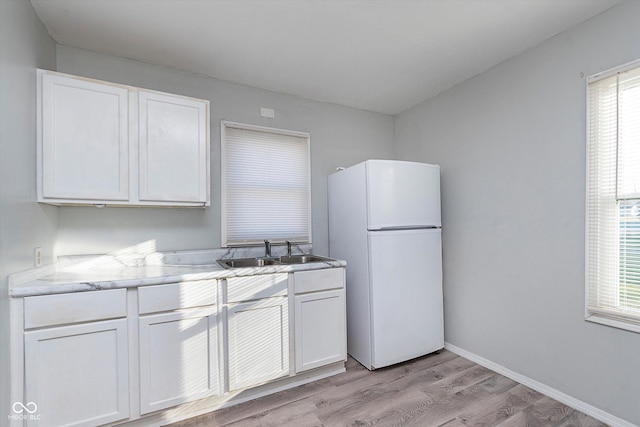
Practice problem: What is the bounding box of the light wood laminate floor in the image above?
[168,350,607,427]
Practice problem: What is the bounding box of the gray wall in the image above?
[53,45,395,257]
[394,1,640,424]
[0,0,57,420]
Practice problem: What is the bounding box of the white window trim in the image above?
[220,120,312,247]
[585,57,640,334]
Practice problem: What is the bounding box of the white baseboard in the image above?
[444,342,635,427]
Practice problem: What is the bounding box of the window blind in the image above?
[587,65,640,324]
[222,122,311,247]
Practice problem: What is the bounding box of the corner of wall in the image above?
[0,0,58,421]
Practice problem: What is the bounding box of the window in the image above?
[221,121,311,247]
[587,61,640,332]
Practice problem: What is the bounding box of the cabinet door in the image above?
[138,90,209,204]
[40,71,129,201]
[227,298,289,391]
[24,319,129,427]
[138,308,219,414]
[295,289,346,372]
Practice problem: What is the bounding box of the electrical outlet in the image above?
[34,247,42,268]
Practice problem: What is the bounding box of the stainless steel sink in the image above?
[217,254,335,268]
[278,255,332,264]
[217,257,280,269]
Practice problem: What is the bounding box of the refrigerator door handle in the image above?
[370,225,440,231]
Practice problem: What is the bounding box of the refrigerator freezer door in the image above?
[368,228,443,369]
[366,160,441,230]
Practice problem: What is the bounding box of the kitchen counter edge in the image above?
[9,260,347,298]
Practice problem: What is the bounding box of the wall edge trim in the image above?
[444,342,635,427]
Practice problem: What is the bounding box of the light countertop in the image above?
[9,246,346,297]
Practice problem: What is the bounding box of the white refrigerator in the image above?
[328,159,444,370]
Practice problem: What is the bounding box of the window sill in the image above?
[586,313,640,334]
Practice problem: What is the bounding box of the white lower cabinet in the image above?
[138,307,219,414]
[295,289,346,372]
[226,297,289,391]
[293,268,347,373]
[24,319,129,427]
[14,268,347,426]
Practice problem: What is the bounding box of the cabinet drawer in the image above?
[24,289,127,329]
[226,273,288,303]
[294,268,344,294]
[138,280,217,314]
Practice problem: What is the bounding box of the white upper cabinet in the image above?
[40,72,130,201]
[37,69,210,207]
[139,91,209,203]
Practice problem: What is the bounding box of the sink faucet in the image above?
[264,239,271,257]
[286,240,292,256]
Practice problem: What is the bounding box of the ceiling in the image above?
[31,0,622,115]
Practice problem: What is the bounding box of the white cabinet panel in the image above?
[227,298,289,391]
[40,71,129,201]
[138,308,219,414]
[295,289,346,372]
[138,91,209,204]
[138,280,217,314]
[24,319,129,427]
[24,289,126,329]
[294,268,344,294]
[226,273,288,303]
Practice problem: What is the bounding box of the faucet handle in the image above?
[264,239,272,257]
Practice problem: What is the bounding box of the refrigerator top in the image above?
[365,159,441,230]
[333,159,440,173]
